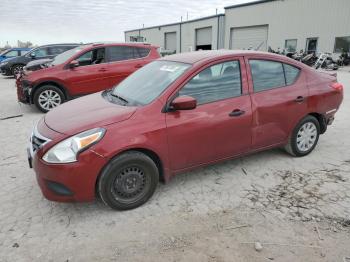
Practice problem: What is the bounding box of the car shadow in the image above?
[2,76,15,79]
[46,147,291,213]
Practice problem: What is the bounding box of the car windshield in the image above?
[0,50,9,56]
[111,60,191,105]
[51,46,84,66]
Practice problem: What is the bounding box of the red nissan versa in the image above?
[16,42,160,112]
[28,50,343,210]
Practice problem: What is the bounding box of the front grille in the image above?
[30,125,51,154]
[32,135,47,152]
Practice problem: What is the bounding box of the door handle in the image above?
[98,68,107,72]
[229,109,245,117]
[295,96,305,103]
[135,64,143,68]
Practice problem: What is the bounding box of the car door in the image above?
[165,58,252,171]
[63,48,111,96]
[105,46,149,87]
[245,57,308,149]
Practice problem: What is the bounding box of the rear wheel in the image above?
[285,115,320,157]
[33,85,65,113]
[98,151,159,210]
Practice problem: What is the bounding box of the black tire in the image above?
[11,64,24,76]
[285,115,320,157]
[98,151,159,210]
[33,85,65,113]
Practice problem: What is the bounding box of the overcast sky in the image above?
[0,0,255,47]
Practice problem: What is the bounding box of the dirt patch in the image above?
[242,165,350,224]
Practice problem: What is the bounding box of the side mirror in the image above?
[69,60,79,68]
[30,53,36,59]
[170,95,197,111]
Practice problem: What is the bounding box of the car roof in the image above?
[9,47,31,50]
[81,42,159,49]
[34,43,80,48]
[161,50,293,65]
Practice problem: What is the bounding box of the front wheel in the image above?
[98,151,159,210]
[11,64,24,76]
[285,115,320,157]
[33,85,65,113]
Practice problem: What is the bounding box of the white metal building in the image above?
[225,0,350,54]
[125,0,350,55]
[125,14,225,54]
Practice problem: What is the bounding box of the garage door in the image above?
[230,25,268,51]
[196,27,212,50]
[165,32,177,52]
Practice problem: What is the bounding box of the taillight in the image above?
[330,82,343,92]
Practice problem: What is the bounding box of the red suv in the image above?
[28,51,343,210]
[17,43,160,112]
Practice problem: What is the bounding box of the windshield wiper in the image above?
[110,92,129,104]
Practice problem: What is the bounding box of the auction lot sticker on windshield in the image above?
[160,65,181,72]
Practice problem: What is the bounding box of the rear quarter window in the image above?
[135,47,150,58]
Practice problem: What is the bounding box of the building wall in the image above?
[125,15,225,53]
[224,0,350,54]
[125,24,181,53]
[181,16,224,52]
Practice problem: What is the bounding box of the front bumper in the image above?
[0,65,12,76]
[16,78,32,104]
[28,120,108,202]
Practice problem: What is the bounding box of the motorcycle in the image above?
[337,49,350,66]
[314,53,339,70]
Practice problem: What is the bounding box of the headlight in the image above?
[42,128,105,163]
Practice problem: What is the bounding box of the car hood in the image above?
[0,56,17,65]
[26,58,52,68]
[44,92,137,135]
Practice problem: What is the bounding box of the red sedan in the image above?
[28,50,343,210]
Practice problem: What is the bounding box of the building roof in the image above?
[124,14,224,33]
[225,0,277,9]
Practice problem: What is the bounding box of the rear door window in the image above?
[20,50,29,56]
[107,46,150,62]
[283,63,300,85]
[107,46,133,62]
[249,60,286,92]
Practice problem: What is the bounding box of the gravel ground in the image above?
[0,69,349,262]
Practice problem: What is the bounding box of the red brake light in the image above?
[331,82,343,92]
